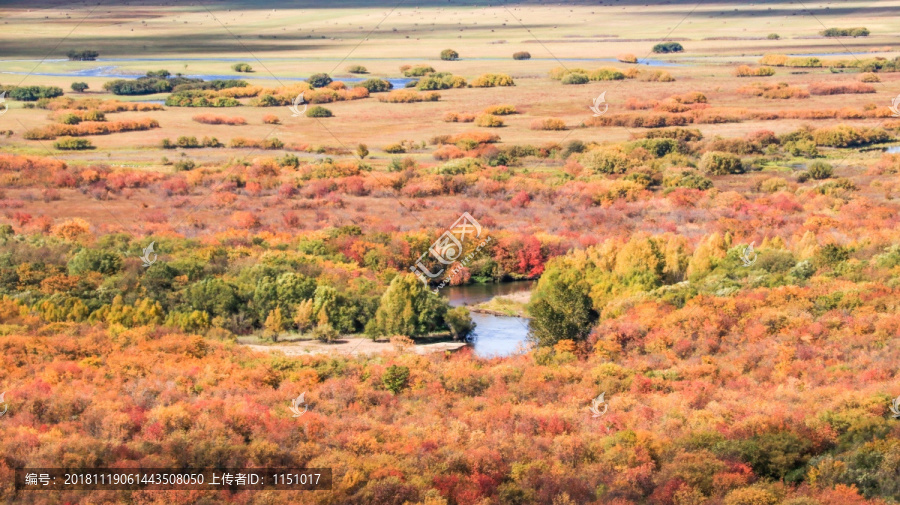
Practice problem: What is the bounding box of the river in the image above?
[443,281,534,358]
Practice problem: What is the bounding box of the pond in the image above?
[443,281,534,359]
[885,146,900,154]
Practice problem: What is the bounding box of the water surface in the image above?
[444,281,534,358]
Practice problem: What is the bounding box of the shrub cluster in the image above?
[474,114,504,127]
[471,73,515,87]
[442,112,476,123]
[53,137,94,150]
[808,82,876,95]
[306,106,333,118]
[738,82,809,99]
[161,136,222,149]
[378,90,440,103]
[401,65,435,77]
[652,42,684,53]
[354,78,393,93]
[530,118,567,131]
[734,65,776,77]
[23,118,159,140]
[231,63,253,72]
[166,90,241,107]
[192,114,247,125]
[66,49,99,60]
[1,85,64,101]
[417,73,467,90]
[512,51,531,60]
[229,137,285,149]
[821,27,869,37]
[483,104,516,115]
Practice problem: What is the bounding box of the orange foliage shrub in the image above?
[443,112,476,123]
[23,118,160,140]
[378,90,441,103]
[192,114,247,125]
[530,118,567,131]
[808,82,876,95]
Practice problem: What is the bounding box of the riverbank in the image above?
[245,337,466,357]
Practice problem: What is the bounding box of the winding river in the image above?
[444,282,534,358]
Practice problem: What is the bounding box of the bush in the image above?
[417,73,467,90]
[858,72,880,82]
[231,63,253,72]
[53,137,93,150]
[346,65,368,74]
[821,27,869,37]
[807,161,834,180]
[700,151,744,175]
[589,68,625,80]
[306,106,333,118]
[66,50,98,61]
[378,90,440,103]
[767,33,780,40]
[530,118,567,131]
[512,51,531,60]
[192,114,246,125]
[808,82,876,95]
[812,125,891,147]
[402,65,435,77]
[382,365,410,394]
[734,65,776,77]
[759,54,789,66]
[442,112,475,123]
[59,113,81,125]
[7,85,64,101]
[483,104,516,115]
[440,49,459,61]
[262,114,280,124]
[474,114,504,127]
[306,73,333,88]
[639,70,675,82]
[174,159,196,171]
[384,143,406,154]
[617,53,638,63]
[165,90,241,107]
[560,73,590,85]
[652,42,684,53]
[355,78,393,93]
[471,73,515,87]
[70,82,88,92]
[311,323,339,343]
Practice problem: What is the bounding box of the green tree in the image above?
[445,306,475,340]
[528,259,597,347]
[440,49,460,61]
[368,274,448,338]
[67,248,123,275]
[306,73,333,88]
[184,278,240,318]
[70,82,89,92]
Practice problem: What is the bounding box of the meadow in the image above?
[3,1,900,504]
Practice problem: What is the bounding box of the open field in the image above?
[4,1,900,504]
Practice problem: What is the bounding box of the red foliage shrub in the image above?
[808,81,876,95]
